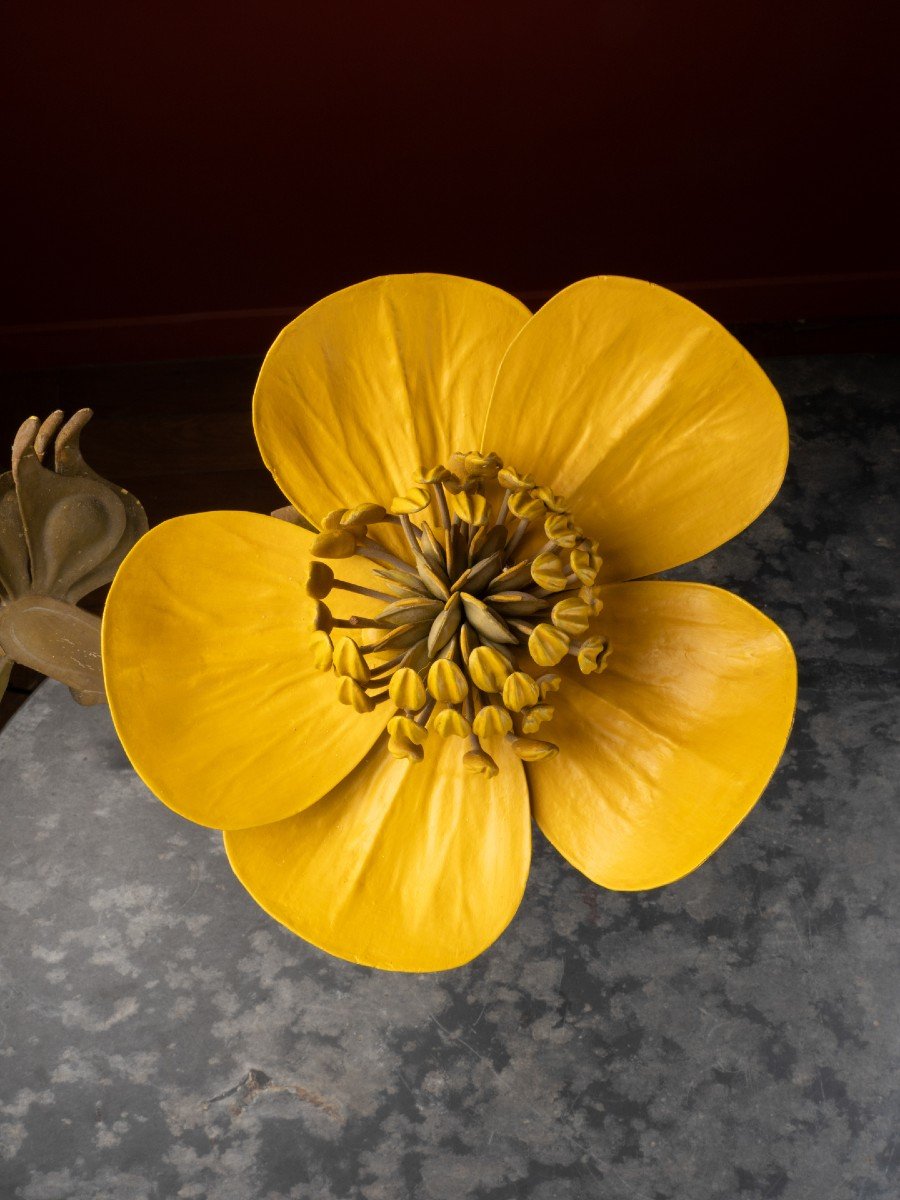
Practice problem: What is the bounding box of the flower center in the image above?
[305,451,611,777]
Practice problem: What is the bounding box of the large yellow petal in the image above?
[253,274,530,526]
[102,510,387,830]
[224,735,531,972]
[481,277,788,581]
[531,581,796,890]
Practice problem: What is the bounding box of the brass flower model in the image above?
[103,275,797,972]
[0,410,147,706]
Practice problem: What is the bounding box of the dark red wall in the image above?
[4,1,897,363]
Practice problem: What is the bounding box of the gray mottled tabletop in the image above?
[1,354,898,1200]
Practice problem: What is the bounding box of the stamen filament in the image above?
[333,579,397,603]
[358,540,413,571]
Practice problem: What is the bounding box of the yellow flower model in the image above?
[102,275,796,972]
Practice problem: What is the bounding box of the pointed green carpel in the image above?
[306,452,609,773]
[460,592,517,644]
[427,592,462,656]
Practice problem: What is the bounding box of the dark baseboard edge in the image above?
[2,272,898,369]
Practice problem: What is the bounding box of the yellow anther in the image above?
[390,486,431,515]
[533,486,568,514]
[310,631,334,671]
[387,714,428,744]
[464,451,502,479]
[571,542,602,585]
[388,734,425,763]
[528,622,571,667]
[434,707,472,738]
[551,596,590,636]
[521,704,554,734]
[544,512,579,548]
[463,747,499,778]
[472,704,513,738]
[415,465,454,484]
[343,502,387,525]
[508,488,545,521]
[312,528,358,558]
[440,473,464,495]
[311,600,334,633]
[446,450,473,475]
[579,585,603,616]
[447,489,490,526]
[531,552,568,592]
[577,636,612,675]
[388,667,427,712]
[497,466,535,491]
[509,736,559,762]
[468,645,511,692]
[536,672,562,698]
[306,560,335,599]
[337,676,376,713]
[502,671,540,712]
[333,637,370,683]
[427,658,468,704]
[323,509,348,529]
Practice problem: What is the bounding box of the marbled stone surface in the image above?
[1,354,898,1200]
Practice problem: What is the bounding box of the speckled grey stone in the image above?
[1,354,898,1200]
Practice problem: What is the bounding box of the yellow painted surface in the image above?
[253,273,530,529]
[530,581,797,890]
[225,733,531,972]
[102,510,387,830]
[482,276,789,582]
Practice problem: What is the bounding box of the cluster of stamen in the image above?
[305,451,611,777]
